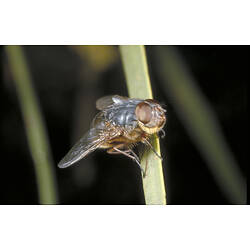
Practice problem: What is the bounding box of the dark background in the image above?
[0,45,247,204]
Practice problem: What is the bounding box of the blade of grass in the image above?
[155,46,246,204]
[5,46,58,204]
[119,45,166,205]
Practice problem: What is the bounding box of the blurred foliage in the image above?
[5,46,58,204]
[71,45,119,73]
[155,46,246,204]
[120,45,166,205]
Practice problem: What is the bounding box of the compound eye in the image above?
[135,102,152,124]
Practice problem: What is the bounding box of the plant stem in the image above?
[119,45,166,205]
[5,46,58,204]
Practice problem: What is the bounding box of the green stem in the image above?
[119,45,166,205]
[5,46,58,204]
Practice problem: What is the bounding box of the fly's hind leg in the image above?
[128,148,147,177]
[107,145,145,176]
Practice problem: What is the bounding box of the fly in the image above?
[58,95,166,175]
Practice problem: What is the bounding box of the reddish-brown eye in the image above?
[135,102,152,124]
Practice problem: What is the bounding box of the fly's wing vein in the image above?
[58,127,119,168]
[58,128,102,168]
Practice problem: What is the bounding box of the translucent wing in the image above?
[58,128,105,168]
[58,112,120,168]
[96,95,130,110]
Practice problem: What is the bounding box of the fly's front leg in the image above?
[158,129,165,138]
[142,138,163,161]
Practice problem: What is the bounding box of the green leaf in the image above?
[6,46,58,204]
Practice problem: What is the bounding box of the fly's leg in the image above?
[107,146,145,176]
[158,129,165,138]
[107,146,131,156]
[142,138,163,161]
[126,147,148,177]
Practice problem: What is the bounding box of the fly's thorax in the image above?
[135,99,166,135]
[103,103,138,129]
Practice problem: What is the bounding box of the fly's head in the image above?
[135,99,166,135]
